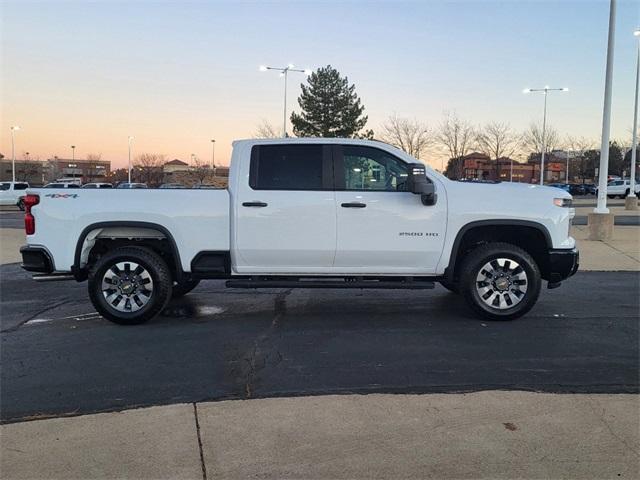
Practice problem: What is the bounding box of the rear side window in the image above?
[98,184,113,189]
[14,183,28,190]
[250,145,325,190]
[83,184,97,188]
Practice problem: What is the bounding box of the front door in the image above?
[234,143,336,273]
[333,145,447,274]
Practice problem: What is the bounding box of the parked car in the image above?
[82,183,114,189]
[0,181,29,210]
[568,184,586,196]
[547,183,571,193]
[20,138,578,325]
[43,183,81,189]
[116,182,148,189]
[158,183,186,189]
[583,183,597,195]
[596,179,640,198]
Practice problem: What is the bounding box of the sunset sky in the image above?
[1,0,639,169]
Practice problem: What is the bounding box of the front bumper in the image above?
[20,246,54,273]
[545,248,579,283]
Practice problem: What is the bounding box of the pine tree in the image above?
[290,65,369,138]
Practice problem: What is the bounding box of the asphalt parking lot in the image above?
[1,262,638,423]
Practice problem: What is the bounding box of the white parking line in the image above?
[25,312,102,326]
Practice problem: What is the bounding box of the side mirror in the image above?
[407,163,437,206]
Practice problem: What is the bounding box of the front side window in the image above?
[251,145,324,190]
[0,183,10,191]
[342,146,409,191]
[83,184,97,188]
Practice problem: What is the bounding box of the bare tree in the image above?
[84,153,103,182]
[378,115,433,160]
[563,135,596,183]
[190,156,212,185]
[522,122,560,157]
[134,153,166,186]
[254,120,281,139]
[86,153,102,161]
[437,112,475,179]
[476,121,521,179]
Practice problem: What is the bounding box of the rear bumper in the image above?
[545,248,579,283]
[20,246,54,273]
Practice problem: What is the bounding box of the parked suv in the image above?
[596,179,640,198]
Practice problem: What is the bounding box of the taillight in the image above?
[24,194,39,235]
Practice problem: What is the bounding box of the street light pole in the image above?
[523,86,568,185]
[260,64,311,137]
[10,126,20,183]
[71,145,75,162]
[627,28,640,208]
[211,139,216,170]
[566,151,570,183]
[595,0,617,215]
[128,136,134,184]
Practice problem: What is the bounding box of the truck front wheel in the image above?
[88,246,173,325]
[459,242,541,321]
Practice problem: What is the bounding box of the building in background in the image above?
[0,159,46,185]
[460,152,567,184]
[46,157,111,183]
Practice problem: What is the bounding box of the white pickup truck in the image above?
[0,181,30,210]
[20,139,578,324]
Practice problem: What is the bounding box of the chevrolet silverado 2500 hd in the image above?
[20,138,578,324]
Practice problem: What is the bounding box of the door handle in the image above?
[341,202,367,208]
[242,201,268,207]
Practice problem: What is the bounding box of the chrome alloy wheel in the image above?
[475,258,528,310]
[101,261,153,313]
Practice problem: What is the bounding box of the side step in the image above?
[33,273,75,282]
[226,278,435,290]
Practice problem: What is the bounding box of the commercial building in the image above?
[46,158,111,183]
[460,152,567,184]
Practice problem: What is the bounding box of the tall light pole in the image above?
[523,87,569,185]
[10,126,20,183]
[211,139,216,174]
[594,0,617,215]
[566,151,570,183]
[71,145,76,162]
[627,28,640,210]
[260,64,311,137]
[128,136,134,184]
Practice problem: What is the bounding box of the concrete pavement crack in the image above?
[586,397,640,458]
[193,403,208,480]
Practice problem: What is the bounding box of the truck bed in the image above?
[26,188,230,272]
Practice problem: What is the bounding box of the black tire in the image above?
[88,246,173,325]
[607,195,615,199]
[459,242,541,321]
[172,279,200,298]
[439,280,459,294]
[17,199,25,211]
[623,189,630,199]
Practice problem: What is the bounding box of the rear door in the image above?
[333,144,447,274]
[233,143,336,273]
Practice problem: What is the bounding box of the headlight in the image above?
[553,198,572,207]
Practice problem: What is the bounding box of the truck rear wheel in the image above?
[459,242,541,321]
[88,246,173,325]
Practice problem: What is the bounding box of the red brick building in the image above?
[460,152,567,183]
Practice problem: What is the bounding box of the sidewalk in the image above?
[2,392,638,479]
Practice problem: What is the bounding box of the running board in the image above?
[225,278,435,289]
[33,273,75,282]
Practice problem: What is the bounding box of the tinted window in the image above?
[83,184,97,188]
[251,145,324,190]
[44,184,62,188]
[14,183,28,190]
[67,184,80,188]
[342,146,409,191]
[98,184,113,189]
[1,183,10,191]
